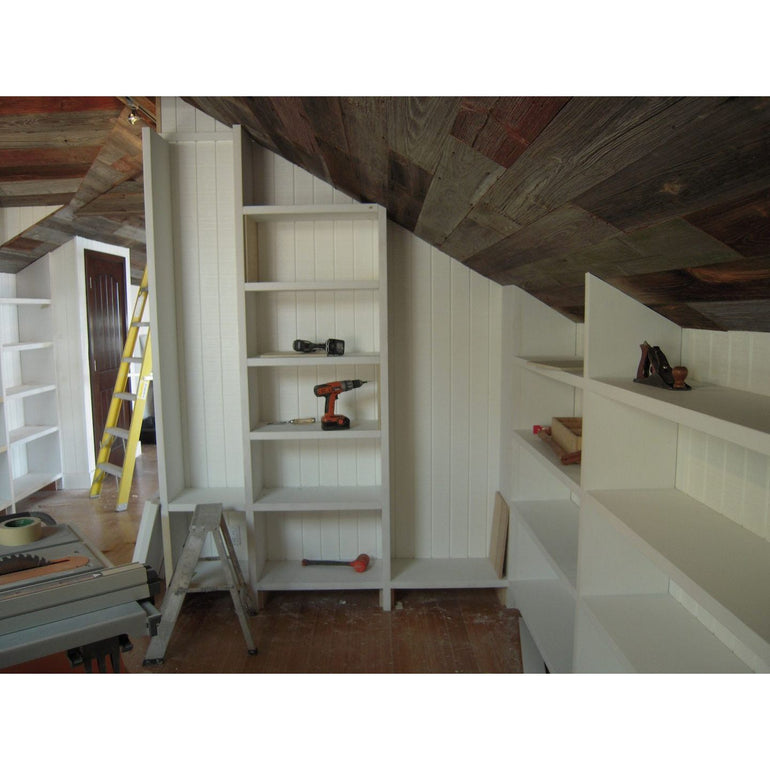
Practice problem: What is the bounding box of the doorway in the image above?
[85,249,129,465]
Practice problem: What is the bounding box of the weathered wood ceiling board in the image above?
[0,97,155,280]
[185,96,770,332]
[2,96,769,331]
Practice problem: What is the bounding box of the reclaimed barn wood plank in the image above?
[466,204,621,279]
[0,146,100,181]
[685,188,770,258]
[386,97,460,174]
[439,215,510,262]
[340,97,388,203]
[415,136,504,245]
[479,97,717,228]
[686,299,770,332]
[608,258,770,305]
[576,97,770,229]
[451,96,568,167]
[387,150,432,230]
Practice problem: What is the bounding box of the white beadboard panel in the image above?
[259,439,381,489]
[160,97,231,134]
[265,510,382,560]
[168,138,242,490]
[678,328,770,541]
[0,206,59,243]
[388,223,502,559]
[677,426,770,541]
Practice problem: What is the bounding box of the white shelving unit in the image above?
[235,130,391,608]
[506,275,770,672]
[0,257,62,512]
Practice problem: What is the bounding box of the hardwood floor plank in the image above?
[15,447,523,675]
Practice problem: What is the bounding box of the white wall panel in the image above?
[167,136,241,490]
[388,223,502,559]
[678,329,770,540]
[0,206,59,243]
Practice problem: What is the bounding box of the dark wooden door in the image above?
[85,250,129,464]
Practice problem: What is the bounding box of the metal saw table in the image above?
[0,513,160,671]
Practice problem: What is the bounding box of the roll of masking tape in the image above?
[0,516,43,547]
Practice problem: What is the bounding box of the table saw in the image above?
[0,512,160,671]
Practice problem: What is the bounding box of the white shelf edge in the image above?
[0,297,51,306]
[589,377,770,456]
[247,354,380,367]
[252,485,383,511]
[167,487,246,512]
[250,421,381,440]
[389,557,507,588]
[8,425,59,446]
[1,341,53,353]
[257,558,385,590]
[5,383,57,399]
[512,429,582,497]
[245,281,379,292]
[243,203,381,221]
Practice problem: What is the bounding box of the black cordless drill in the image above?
[313,379,368,430]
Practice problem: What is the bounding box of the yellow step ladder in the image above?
[89,266,152,511]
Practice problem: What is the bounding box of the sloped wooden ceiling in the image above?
[186,96,770,332]
[0,97,154,279]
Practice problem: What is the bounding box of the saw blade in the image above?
[0,553,51,576]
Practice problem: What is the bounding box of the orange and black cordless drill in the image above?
[313,379,367,430]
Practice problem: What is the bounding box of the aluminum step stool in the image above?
[143,503,257,665]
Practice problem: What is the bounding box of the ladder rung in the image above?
[122,356,143,364]
[115,392,137,402]
[132,321,150,328]
[106,427,130,440]
[98,462,123,478]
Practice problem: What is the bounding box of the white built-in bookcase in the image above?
[146,106,506,609]
[0,256,63,511]
[505,274,770,672]
[237,128,392,605]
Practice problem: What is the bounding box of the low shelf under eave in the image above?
[389,558,507,589]
[588,487,770,665]
[577,594,751,673]
[252,485,383,511]
[591,377,770,456]
[257,558,384,590]
[512,429,581,496]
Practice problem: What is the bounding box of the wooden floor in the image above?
[7,445,523,674]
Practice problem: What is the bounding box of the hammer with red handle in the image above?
[301,554,370,573]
